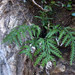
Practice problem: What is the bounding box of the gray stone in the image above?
[0,0,33,75]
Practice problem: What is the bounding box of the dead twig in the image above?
[31,0,49,12]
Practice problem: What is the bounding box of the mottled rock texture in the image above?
[0,0,33,75]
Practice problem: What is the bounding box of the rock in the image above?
[0,18,6,33]
[51,64,65,74]
[0,0,33,75]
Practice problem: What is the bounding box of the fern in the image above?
[57,27,75,65]
[3,24,40,46]
[2,9,75,67]
[20,45,33,60]
[34,35,62,66]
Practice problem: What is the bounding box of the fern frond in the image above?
[54,24,60,29]
[41,58,48,67]
[71,32,75,35]
[34,52,46,66]
[34,48,41,56]
[70,42,75,65]
[31,24,41,38]
[20,46,33,60]
[48,39,57,44]
[28,28,33,39]
[49,43,61,54]
[66,27,75,30]
[41,54,55,67]
[65,39,71,47]
[17,33,22,45]
[46,29,58,38]
[50,49,62,59]
[34,37,62,67]
[61,27,75,65]
[3,24,40,46]
[13,36,20,46]
[58,30,64,41]
[35,16,42,19]
[61,34,69,45]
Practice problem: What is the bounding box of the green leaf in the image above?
[62,34,69,45]
[20,45,30,49]
[46,29,58,38]
[68,1,72,4]
[50,49,63,59]
[37,29,41,38]
[70,42,75,65]
[28,53,33,60]
[58,30,64,41]
[49,43,61,54]
[19,50,26,54]
[54,24,60,29]
[48,39,57,44]
[66,27,75,30]
[71,32,75,35]
[65,39,71,47]
[34,16,42,19]
[17,33,22,45]
[28,29,33,39]
[2,31,13,44]
[67,7,72,10]
[44,5,52,11]
[51,1,55,4]
[21,30,26,38]
[41,58,47,67]
[34,48,41,56]
[34,52,45,66]
[32,28,36,36]
[13,36,19,47]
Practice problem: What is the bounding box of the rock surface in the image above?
[0,0,33,75]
